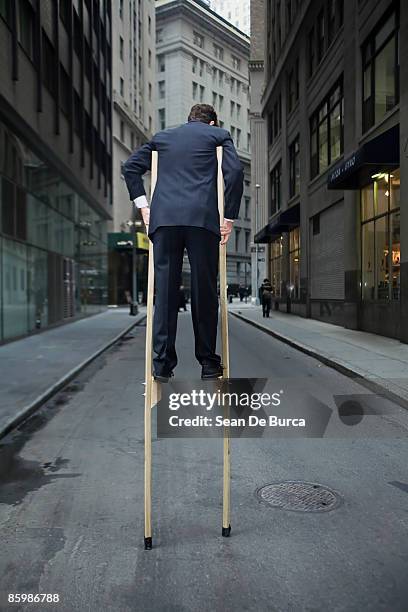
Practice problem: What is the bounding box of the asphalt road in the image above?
[0,312,407,612]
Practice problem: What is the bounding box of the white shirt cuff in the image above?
[224,218,234,222]
[134,195,149,208]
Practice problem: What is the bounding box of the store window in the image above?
[310,79,343,178]
[289,227,300,299]
[362,8,399,133]
[270,237,283,297]
[361,169,400,301]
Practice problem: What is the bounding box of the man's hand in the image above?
[140,206,150,227]
[220,219,233,245]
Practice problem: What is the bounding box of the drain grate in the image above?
[256,481,341,512]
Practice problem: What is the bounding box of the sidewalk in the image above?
[230,302,408,405]
[0,307,146,437]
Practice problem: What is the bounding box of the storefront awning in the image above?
[327,124,399,190]
[254,203,300,243]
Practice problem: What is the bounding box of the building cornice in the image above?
[156,0,250,55]
[249,60,264,72]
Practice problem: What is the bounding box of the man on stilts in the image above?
[123,104,244,382]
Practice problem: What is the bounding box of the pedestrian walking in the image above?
[260,278,273,318]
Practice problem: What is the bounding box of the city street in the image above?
[1,312,407,611]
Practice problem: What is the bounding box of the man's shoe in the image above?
[153,371,174,383]
[201,364,224,380]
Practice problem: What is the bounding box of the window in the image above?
[308,26,315,77]
[42,33,56,97]
[237,104,241,118]
[232,55,241,70]
[328,0,344,44]
[148,83,152,101]
[310,79,343,178]
[268,110,274,145]
[273,95,281,137]
[212,91,217,106]
[287,66,297,113]
[237,129,241,149]
[270,161,282,215]
[192,81,198,100]
[289,136,300,197]
[212,66,217,82]
[19,0,35,60]
[214,44,224,60]
[230,101,235,116]
[235,228,241,252]
[120,36,124,60]
[317,9,325,63]
[270,238,283,297]
[120,77,124,96]
[362,9,399,132]
[199,85,205,102]
[119,0,123,19]
[244,197,250,220]
[247,132,251,152]
[193,31,204,48]
[148,49,152,68]
[289,227,300,299]
[158,108,165,130]
[158,54,165,72]
[156,28,163,43]
[0,0,11,23]
[192,56,197,73]
[199,59,204,77]
[219,70,224,87]
[219,95,224,111]
[158,80,165,99]
[245,231,250,253]
[148,16,151,34]
[361,169,400,301]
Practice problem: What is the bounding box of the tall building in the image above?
[209,0,250,35]
[0,0,112,343]
[109,0,155,305]
[249,0,267,301]
[255,0,407,342]
[155,0,251,290]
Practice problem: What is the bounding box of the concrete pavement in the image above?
[0,308,146,438]
[230,301,408,405]
[0,312,407,611]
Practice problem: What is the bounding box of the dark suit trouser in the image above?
[151,226,221,375]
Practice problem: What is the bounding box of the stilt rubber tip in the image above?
[222,525,231,537]
[144,537,153,550]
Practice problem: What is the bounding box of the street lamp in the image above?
[254,183,261,305]
[127,213,143,316]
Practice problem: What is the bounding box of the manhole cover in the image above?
[256,481,341,512]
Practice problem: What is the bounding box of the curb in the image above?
[231,311,408,411]
[0,313,147,440]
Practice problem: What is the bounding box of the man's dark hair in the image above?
[188,104,218,125]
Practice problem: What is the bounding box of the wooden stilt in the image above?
[216,146,231,537]
[144,151,159,550]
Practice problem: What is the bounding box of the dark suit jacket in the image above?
[122,119,244,238]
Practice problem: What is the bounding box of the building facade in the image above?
[109,0,155,305]
[208,0,250,35]
[249,0,267,301]
[256,0,407,342]
[155,0,251,290]
[0,0,112,343]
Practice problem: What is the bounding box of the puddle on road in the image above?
[0,335,141,506]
